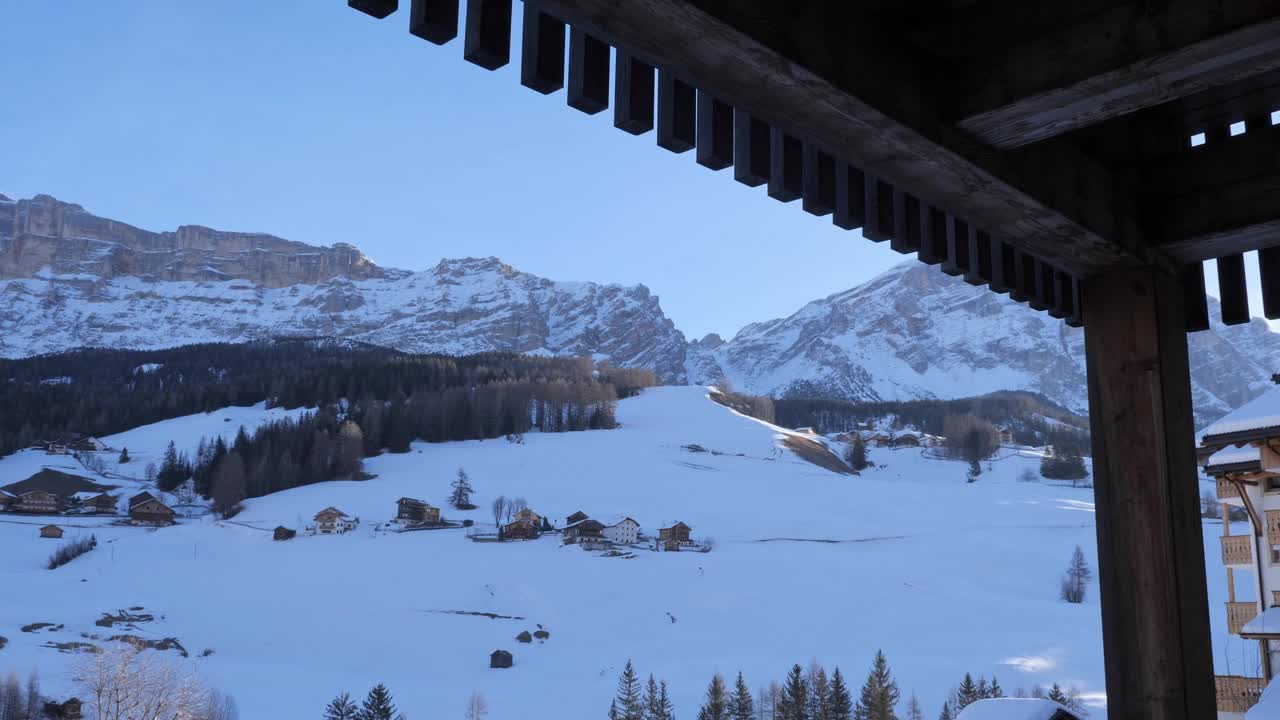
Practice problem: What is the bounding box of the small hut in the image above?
[273,526,297,541]
[40,524,64,539]
[489,650,513,669]
[516,630,533,643]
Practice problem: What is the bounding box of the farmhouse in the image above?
[75,492,117,514]
[395,497,441,525]
[562,518,604,544]
[658,522,692,544]
[512,507,542,526]
[565,510,589,526]
[603,517,640,545]
[997,427,1015,445]
[0,490,14,510]
[503,518,540,540]
[15,490,59,514]
[39,524,64,539]
[891,432,921,448]
[313,507,358,534]
[129,497,175,526]
[864,432,891,447]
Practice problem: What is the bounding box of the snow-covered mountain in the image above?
[3,193,1277,426]
[688,262,1280,427]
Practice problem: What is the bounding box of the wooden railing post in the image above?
[1083,266,1215,719]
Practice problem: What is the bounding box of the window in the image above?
[1269,477,1280,492]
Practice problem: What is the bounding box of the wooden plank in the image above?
[518,5,563,92]
[917,203,947,265]
[862,175,893,242]
[350,0,398,19]
[766,128,802,201]
[656,69,695,153]
[733,111,770,187]
[942,215,970,277]
[1082,266,1215,720]
[1260,246,1280,320]
[802,144,836,217]
[833,164,865,231]
[696,90,733,170]
[1049,270,1072,319]
[410,0,458,43]
[889,189,920,254]
[1217,253,1250,325]
[614,50,655,134]
[1182,262,1211,333]
[989,238,1014,294]
[462,0,512,70]
[567,27,610,114]
[953,16,1280,148]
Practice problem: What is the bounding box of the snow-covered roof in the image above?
[1205,445,1262,472]
[955,698,1078,720]
[1241,606,1280,637]
[1201,387,1280,443]
[1248,675,1280,719]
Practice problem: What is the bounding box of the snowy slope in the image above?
[0,388,1241,718]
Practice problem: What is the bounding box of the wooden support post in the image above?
[519,5,563,92]
[1083,266,1215,720]
[733,111,769,187]
[462,0,512,70]
[696,91,733,170]
[411,0,458,44]
[833,164,865,231]
[613,50,654,134]
[567,28,610,114]
[656,70,695,153]
[767,128,802,201]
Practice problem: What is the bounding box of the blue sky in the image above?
[0,1,1266,338]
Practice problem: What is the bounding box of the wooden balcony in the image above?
[1217,477,1240,500]
[1216,674,1264,713]
[1221,534,1253,566]
[1227,602,1258,635]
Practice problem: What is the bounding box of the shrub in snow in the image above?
[48,535,96,570]
[1059,546,1092,604]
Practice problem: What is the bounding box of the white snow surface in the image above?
[1249,676,1280,720]
[1241,607,1280,637]
[0,388,1240,719]
[1206,446,1262,470]
[956,698,1076,720]
[1200,386,1280,442]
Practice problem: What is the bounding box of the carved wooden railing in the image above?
[1217,477,1240,500]
[1221,534,1253,566]
[1215,674,1264,713]
[1227,601,1259,635]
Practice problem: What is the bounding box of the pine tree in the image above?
[975,678,988,702]
[645,675,662,720]
[699,673,729,720]
[450,467,475,508]
[1046,684,1068,706]
[955,675,980,711]
[937,703,952,720]
[118,447,130,464]
[807,665,830,720]
[905,695,923,720]
[357,683,397,720]
[1060,546,1093,603]
[777,665,808,720]
[324,693,359,720]
[728,672,755,720]
[986,677,1003,699]
[610,699,620,720]
[827,669,853,720]
[22,670,38,720]
[658,681,675,720]
[853,651,900,720]
[616,661,644,720]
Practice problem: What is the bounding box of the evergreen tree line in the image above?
[0,340,657,457]
[0,670,40,720]
[935,673,1088,719]
[323,683,405,720]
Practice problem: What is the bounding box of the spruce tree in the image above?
[324,693,359,720]
[610,699,620,720]
[645,675,661,720]
[955,674,979,711]
[937,704,952,720]
[658,681,675,720]
[777,665,808,720]
[615,661,643,720]
[357,683,397,720]
[807,666,830,720]
[450,467,475,508]
[827,668,853,720]
[1046,684,1068,706]
[698,673,729,720]
[118,447,130,464]
[728,672,755,720]
[986,677,1003,699]
[905,695,923,720]
[975,678,988,702]
[853,651,900,720]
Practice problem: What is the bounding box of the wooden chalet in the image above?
[313,507,358,534]
[0,490,14,510]
[891,431,922,448]
[396,497,442,525]
[502,517,540,540]
[997,426,1015,445]
[865,432,892,447]
[76,492,117,514]
[15,490,59,514]
[489,649,513,668]
[129,491,156,508]
[658,521,691,544]
[39,524,64,539]
[565,510,590,526]
[129,496,175,526]
[561,517,604,544]
[512,507,542,527]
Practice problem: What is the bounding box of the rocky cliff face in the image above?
[686,262,1280,427]
[2,193,1277,427]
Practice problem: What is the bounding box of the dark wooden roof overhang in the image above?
[348,0,1280,333]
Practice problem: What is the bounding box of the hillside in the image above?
[0,387,1244,718]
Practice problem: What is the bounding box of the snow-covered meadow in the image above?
[0,387,1236,718]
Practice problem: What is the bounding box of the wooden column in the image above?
[1083,266,1215,720]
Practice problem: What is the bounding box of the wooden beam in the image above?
[462,0,512,70]
[1082,266,1215,720]
[1260,246,1280,320]
[1030,258,1053,311]
[918,203,947,265]
[656,69,695,153]
[1217,253,1251,326]
[567,27,610,114]
[833,164,865,231]
[990,239,1014,294]
[614,51,655,134]
[523,0,1154,277]
[696,90,733,170]
[964,227,991,287]
[889,189,920,255]
[410,0,458,43]
[1067,277,1083,328]
[862,174,892,242]
[350,0,398,19]
[942,215,969,277]
[519,5,563,93]
[802,144,836,217]
[1050,270,1072,320]
[953,16,1280,148]
[733,111,769,187]
[1182,262,1211,333]
[1011,250,1035,303]
[767,128,801,201]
